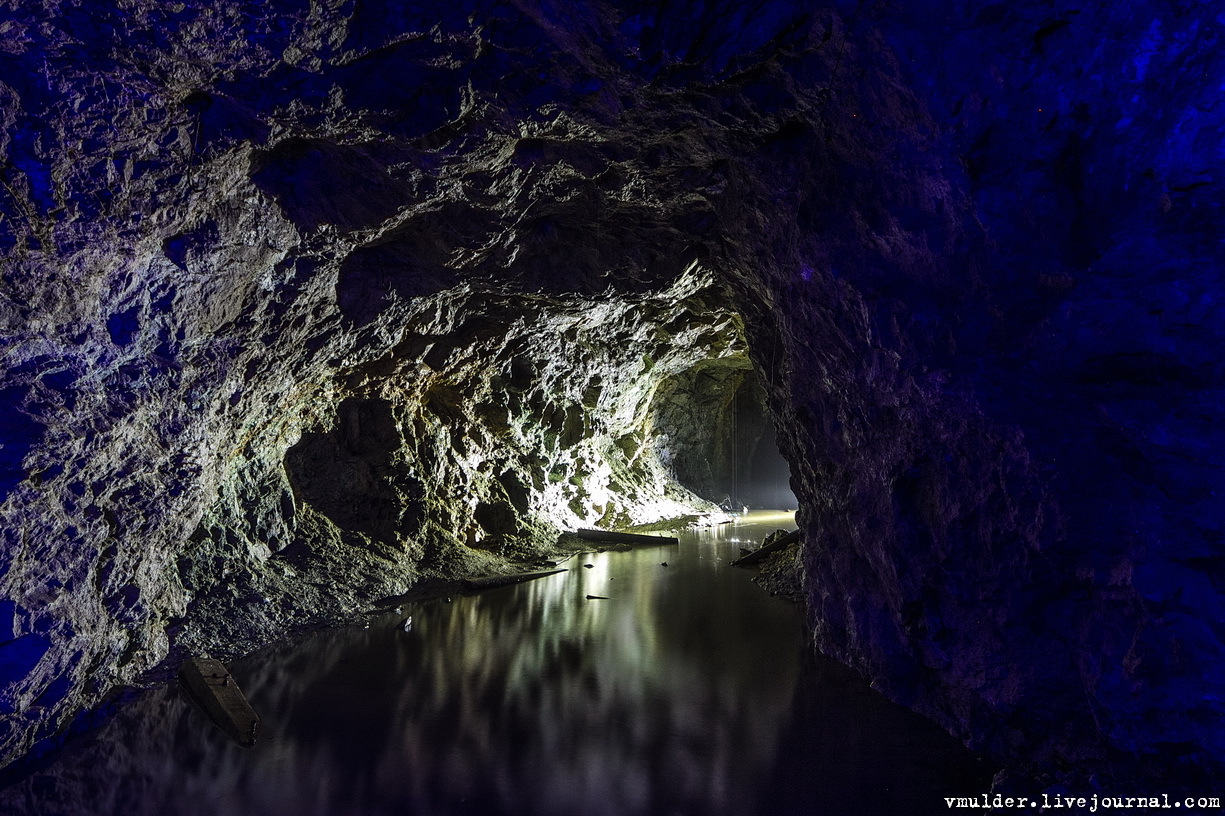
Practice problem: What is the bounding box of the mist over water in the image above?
[0,513,988,815]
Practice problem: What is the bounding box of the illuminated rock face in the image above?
[0,0,1221,791]
[177,271,747,659]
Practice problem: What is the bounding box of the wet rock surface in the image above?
[0,0,1221,794]
[748,529,806,604]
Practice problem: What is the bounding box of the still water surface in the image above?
[0,512,989,815]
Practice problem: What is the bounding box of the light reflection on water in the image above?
[0,512,989,815]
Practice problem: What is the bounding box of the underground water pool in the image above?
[0,513,990,816]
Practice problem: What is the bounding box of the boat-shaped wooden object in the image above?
[179,656,261,746]
[460,568,567,593]
[576,529,680,547]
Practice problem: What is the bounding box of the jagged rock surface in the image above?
[0,0,1221,793]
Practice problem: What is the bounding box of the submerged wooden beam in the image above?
[179,656,261,746]
[461,568,567,593]
[730,529,801,567]
[575,529,680,547]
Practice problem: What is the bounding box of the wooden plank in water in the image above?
[179,656,261,746]
[575,529,679,547]
[731,529,801,567]
[461,568,567,593]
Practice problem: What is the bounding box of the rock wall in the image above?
[807,0,1225,790]
[174,272,746,663]
[0,0,1221,792]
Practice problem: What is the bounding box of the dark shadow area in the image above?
[283,397,423,545]
[334,209,479,327]
[759,648,995,815]
[249,138,406,231]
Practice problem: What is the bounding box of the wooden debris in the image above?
[731,529,801,567]
[460,568,566,593]
[576,529,679,547]
[585,594,610,600]
[179,656,260,747]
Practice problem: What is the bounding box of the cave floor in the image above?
[0,513,991,815]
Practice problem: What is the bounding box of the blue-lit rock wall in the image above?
[0,0,1220,792]
[807,0,1225,790]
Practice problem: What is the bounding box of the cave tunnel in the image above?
[2,0,1225,810]
[649,358,795,512]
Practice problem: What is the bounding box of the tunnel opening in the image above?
[175,264,798,649]
[270,267,796,572]
[646,360,796,512]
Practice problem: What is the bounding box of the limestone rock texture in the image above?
[0,0,1221,793]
